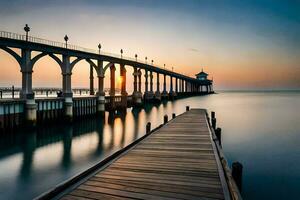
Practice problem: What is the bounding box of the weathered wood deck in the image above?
[60,109,230,200]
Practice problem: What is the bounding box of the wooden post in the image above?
[146,122,151,134]
[172,113,176,119]
[212,118,216,130]
[164,115,168,124]
[232,162,243,191]
[186,106,190,111]
[211,111,215,119]
[215,127,222,146]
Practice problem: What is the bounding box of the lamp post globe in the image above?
[64,35,69,48]
[98,43,101,54]
[120,49,123,58]
[24,24,30,41]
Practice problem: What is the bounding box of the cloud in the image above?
[188,48,199,52]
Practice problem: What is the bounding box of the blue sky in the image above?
[0,0,299,89]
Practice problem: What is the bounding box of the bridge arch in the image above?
[0,48,22,91]
[71,58,98,95]
[31,53,63,72]
[32,52,63,93]
[103,62,114,74]
[70,58,99,76]
[0,46,22,66]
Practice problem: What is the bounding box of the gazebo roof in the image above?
[195,70,208,76]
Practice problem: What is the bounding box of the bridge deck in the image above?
[60,109,229,200]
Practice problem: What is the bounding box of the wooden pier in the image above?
[45,109,241,200]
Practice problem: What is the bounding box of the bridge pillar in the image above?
[149,71,154,98]
[169,76,175,100]
[89,64,94,95]
[19,49,37,127]
[154,72,161,101]
[62,55,73,122]
[133,67,138,93]
[110,64,116,110]
[175,77,178,97]
[120,64,127,108]
[132,67,142,106]
[180,79,183,93]
[179,79,181,94]
[138,69,142,97]
[144,70,153,101]
[162,74,168,99]
[96,60,105,115]
[144,70,149,99]
[20,49,34,99]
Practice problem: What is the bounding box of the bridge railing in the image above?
[0,30,181,75]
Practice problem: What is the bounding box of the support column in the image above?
[89,65,94,95]
[179,79,181,93]
[185,81,187,93]
[133,67,138,94]
[149,71,154,97]
[132,68,142,106]
[110,64,116,110]
[20,49,36,127]
[162,74,168,98]
[144,70,149,97]
[96,60,105,115]
[144,70,154,101]
[138,69,142,94]
[154,72,161,101]
[175,77,178,95]
[120,64,127,108]
[20,49,34,99]
[62,55,73,122]
[181,79,184,93]
[110,64,116,96]
[169,76,174,99]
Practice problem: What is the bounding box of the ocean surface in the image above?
[0,91,299,199]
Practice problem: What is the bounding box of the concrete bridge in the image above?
[0,29,213,128]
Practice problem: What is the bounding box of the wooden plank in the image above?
[60,109,228,200]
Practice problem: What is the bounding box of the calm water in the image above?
[0,91,299,200]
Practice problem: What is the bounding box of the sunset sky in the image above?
[0,0,299,91]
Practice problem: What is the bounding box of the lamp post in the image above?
[98,43,101,54]
[64,35,69,48]
[164,64,166,70]
[145,56,147,64]
[151,60,154,65]
[135,54,138,61]
[172,67,174,72]
[120,49,123,59]
[24,24,30,41]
